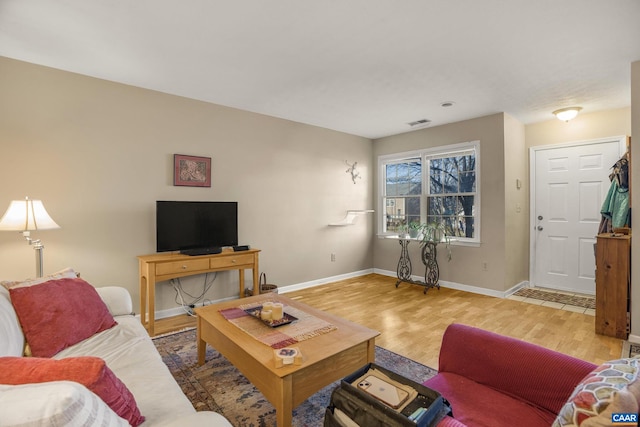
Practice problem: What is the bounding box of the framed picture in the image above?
[174,154,211,187]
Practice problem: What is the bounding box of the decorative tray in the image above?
[244,306,298,328]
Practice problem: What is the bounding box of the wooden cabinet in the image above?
[595,234,630,339]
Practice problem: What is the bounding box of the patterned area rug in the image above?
[513,288,596,309]
[153,328,437,427]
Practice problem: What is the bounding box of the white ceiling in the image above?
[2,0,640,139]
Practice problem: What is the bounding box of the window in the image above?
[383,157,422,233]
[379,141,480,244]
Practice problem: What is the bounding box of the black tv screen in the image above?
[156,201,238,252]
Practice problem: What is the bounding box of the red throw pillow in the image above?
[0,356,145,426]
[9,277,117,358]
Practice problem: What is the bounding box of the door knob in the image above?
[537,226,543,231]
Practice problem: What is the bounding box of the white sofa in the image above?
[0,284,232,426]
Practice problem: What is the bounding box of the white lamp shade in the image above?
[0,199,60,231]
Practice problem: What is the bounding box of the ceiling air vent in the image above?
[407,119,431,127]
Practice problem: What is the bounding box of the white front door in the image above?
[530,136,626,294]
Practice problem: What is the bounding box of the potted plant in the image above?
[396,223,409,238]
[418,222,452,261]
[408,221,422,238]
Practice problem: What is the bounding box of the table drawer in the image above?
[210,253,254,269]
[155,258,210,276]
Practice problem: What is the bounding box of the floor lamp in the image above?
[0,197,60,278]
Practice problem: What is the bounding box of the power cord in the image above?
[171,272,217,316]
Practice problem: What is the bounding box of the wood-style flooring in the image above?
[154,273,622,368]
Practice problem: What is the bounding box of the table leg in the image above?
[197,317,206,366]
[139,275,147,330]
[275,376,293,427]
[239,269,245,298]
[253,256,260,295]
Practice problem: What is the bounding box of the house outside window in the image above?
[379,141,480,245]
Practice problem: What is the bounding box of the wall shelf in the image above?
[329,210,374,226]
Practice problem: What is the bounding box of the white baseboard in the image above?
[151,269,374,320]
[628,333,640,344]
[150,268,525,319]
[278,269,374,294]
[152,295,238,320]
[373,268,528,299]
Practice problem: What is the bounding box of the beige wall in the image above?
[1,55,635,316]
[632,60,640,339]
[373,113,514,293]
[372,107,632,295]
[503,114,528,289]
[525,107,631,148]
[0,57,373,311]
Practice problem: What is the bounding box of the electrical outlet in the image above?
[482,261,488,271]
[331,253,336,262]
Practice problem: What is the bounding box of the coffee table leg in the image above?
[197,317,206,366]
[275,376,293,427]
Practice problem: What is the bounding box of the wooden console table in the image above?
[138,248,260,336]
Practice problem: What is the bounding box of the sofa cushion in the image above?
[0,356,145,427]
[0,287,23,357]
[552,357,640,427]
[9,277,117,357]
[424,372,556,427]
[581,379,640,427]
[0,381,129,427]
[55,315,203,426]
[1,266,77,289]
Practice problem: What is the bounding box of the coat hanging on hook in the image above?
[598,152,630,234]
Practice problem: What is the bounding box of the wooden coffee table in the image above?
[196,293,379,427]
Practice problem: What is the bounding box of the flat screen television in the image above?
[156,201,238,253]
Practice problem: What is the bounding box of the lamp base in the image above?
[22,231,44,278]
[34,244,44,278]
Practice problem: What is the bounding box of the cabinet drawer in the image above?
[210,253,254,269]
[156,258,210,276]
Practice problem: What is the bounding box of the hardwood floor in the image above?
[155,273,623,368]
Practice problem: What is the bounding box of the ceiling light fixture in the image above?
[553,106,582,122]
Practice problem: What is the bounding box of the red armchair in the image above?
[423,324,597,427]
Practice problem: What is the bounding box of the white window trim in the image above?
[378,141,481,245]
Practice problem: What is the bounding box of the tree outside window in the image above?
[379,141,480,244]
[427,152,476,239]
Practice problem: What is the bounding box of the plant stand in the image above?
[421,242,440,293]
[394,239,440,294]
[395,238,413,286]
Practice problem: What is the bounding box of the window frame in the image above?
[378,141,481,246]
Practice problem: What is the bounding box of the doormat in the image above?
[622,341,640,358]
[513,288,595,310]
[153,328,437,427]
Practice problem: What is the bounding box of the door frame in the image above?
[528,135,627,290]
